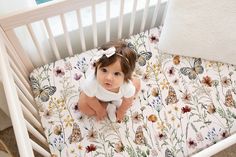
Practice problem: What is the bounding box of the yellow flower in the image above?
[78,144,83,150]
[160,80,169,90]
[148,114,157,122]
[64,115,74,127]
[157,121,166,131]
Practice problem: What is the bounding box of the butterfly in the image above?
[165,148,174,157]
[224,89,236,107]
[68,123,83,144]
[180,58,204,80]
[134,126,145,145]
[165,86,179,105]
[30,76,56,102]
[127,42,152,66]
[137,51,152,66]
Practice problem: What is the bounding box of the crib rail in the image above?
[0,0,167,156]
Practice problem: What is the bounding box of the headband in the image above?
[94,47,129,64]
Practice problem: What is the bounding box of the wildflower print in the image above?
[148,114,158,122]
[160,79,169,90]
[221,76,231,87]
[76,57,89,73]
[181,90,191,103]
[54,66,65,77]
[220,130,228,138]
[151,87,159,97]
[43,109,53,119]
[181,105,191,113]
[114,141,124,153]
[187,138,197,149]
[167,66,175,77]
[149,34,159,43]
[207,104,216,114]
[202,76,213,87]
[29,27,236,157]
[157,132,167,140]
[53,125,62,135]
[86,128,98,142]
[64,115,74,127]
[131,112,143,123]
[86,144,96,153]
[78,144,83,150]
[173,55,180,65]
[64,62,72,70]
[74,73,82,80]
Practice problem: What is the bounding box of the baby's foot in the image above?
[106,103,117,122]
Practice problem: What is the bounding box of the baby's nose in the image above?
[105,73,113,80]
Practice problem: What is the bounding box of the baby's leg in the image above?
[107,100,122,122]
[78,92,96,116]
[131,77,141,96]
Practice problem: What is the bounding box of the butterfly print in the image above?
[165,148,174,157]
[137,51,152,66]
[134,126,145,145]
[68,123,83,144]
[30,76,56,102]
[224,89,236,107]
[180,58,204,80]
[165,86,179,105]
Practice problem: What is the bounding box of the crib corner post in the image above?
[0,29,35,157]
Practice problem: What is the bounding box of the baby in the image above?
[78,41,140,122]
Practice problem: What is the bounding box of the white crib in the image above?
[0,0,236,157]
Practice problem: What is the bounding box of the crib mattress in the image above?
[30,27,236,157]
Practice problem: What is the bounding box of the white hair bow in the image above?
[93,47,116,61]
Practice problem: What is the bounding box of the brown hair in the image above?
[95,40,137,82]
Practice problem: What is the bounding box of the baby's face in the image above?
[97,59,124,93]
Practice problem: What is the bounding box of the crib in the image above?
[1,0,236,157]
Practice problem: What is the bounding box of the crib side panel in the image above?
[0,0,167,68]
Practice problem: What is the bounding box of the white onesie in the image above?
[81,73,135,122]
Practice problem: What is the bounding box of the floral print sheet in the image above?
[30,27,236,157]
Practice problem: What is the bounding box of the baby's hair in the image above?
[95,40,137,82]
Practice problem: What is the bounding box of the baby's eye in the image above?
[100,68,107,73]
[114,72,121,76]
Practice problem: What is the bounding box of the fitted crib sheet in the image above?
[30,27,236,157]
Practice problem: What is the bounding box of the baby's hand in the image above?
[96,108,107,121]
[116,109,125,123]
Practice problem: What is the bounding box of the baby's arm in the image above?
[116,97,133,122]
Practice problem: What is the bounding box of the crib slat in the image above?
[0,27,31,77]
[106,0,110,42]
[30,140,51,157]
[0,37,35,157]
[92,2,98,47]
[76,9,86,51]
[118,0,125,39]
[17,87,39,120]
[129,0,138,35]
[11,68,37,108]
[161,1,169,25]
[27,24,47,64]
[140,0,150,32]
[4,29,35,72]
[21,102,44,134]
[151,0,161,28]
[43,18,61,60]
[26,121,48,147]
[8,55,31,89]
[60,14,73,56]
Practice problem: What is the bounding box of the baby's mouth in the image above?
[104,82,112,87]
